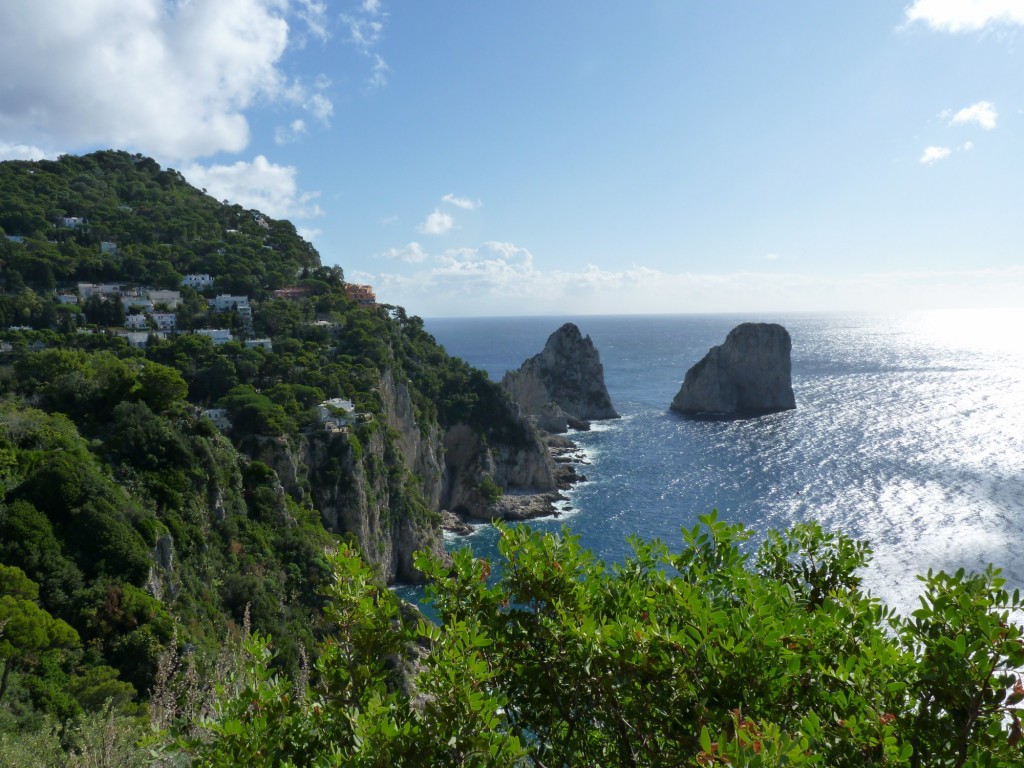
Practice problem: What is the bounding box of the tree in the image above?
[133,359,188,412]
[0,564,79,701]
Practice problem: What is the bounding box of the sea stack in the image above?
[501,323,619,433]
[670,322,796,417]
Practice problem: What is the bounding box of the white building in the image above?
[147,290,181,309]
[316,398,357,431]
[121,297,154,312]
[201,408,232,431]
[181,273,214,290]
[194,328,232,345]
[211,294,249,313]
[125,314,149,330]
[58,216,85,228]
[78,283,124,299]
[244,338,273,351]
[100,241,117,255]
[56,294,79,305]
[152,313,177,331]
[114,330,168,348]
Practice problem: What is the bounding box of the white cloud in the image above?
[442,194,482,211]
[306,92,334,122]
[294,0,330,42]
[368,54,390,89]
[376,242,428,263]
[905,0,1024,32]
[182,156,324,220]
[0,142,55,162]
[950,101,998,129]
[343,14,384,49]
[760,252,780,262]
[341,1,390,88]
[417,209,455,235]
[920,145,952,164]
[360,249,1024,318]
[275,119,308,145]
[0,1,334,162]
[963,141,975,151]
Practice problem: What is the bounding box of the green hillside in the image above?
[0,151,531,737]
[0,150,317,297]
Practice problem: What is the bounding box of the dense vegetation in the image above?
[1,151,1022,766]
[146,520,1024,766]
[0,151,529,758]
[0,150,317,298]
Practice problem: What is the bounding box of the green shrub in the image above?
[477,476,503,505]
[156,517,1024,767]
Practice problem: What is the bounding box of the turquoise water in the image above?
[412,310,1024,614]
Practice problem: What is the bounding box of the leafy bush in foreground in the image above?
[156,515,1024,767]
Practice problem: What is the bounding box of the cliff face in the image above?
[379,369,445,511]
[247,369,555,581]
[441,421,556,520]
[670,322,796,417]
[501,323,619,433]
[306,428,442,584]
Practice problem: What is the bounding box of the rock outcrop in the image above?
[670,322,796,417]
[441,421,556,517]
[501,323,618,433]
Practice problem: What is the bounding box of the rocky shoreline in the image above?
[441,432,589,534]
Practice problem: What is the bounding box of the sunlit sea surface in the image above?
[414,310,1024,616]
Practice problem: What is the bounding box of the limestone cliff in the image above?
[243,369,555,582]
[670,322,796,417]
[379,369,445,511]
[306,427,443,584]
[501,323,619,433]
[441,421,556,520]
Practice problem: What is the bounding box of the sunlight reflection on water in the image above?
[422,310,1024,617]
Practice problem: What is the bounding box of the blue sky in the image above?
[2,1,1023,317]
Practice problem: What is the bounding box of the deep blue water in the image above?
[417,310,1024,614]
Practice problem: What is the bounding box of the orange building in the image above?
[344,284,377,306]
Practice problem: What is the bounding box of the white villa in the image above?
[211,294,250,313]
[148,290,181,309]
[125,314,149,330]
[201,408,232,432]
[181,273,215,290]
[195,328,232,345]
[316,398,357,431]
[114,330,169,348]
[152,313,177,331]
[78,283,124,299]
[122,297,154,312]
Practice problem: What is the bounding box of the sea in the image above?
[414,309,1024,617]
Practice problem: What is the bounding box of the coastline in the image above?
[441,432,589,534]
